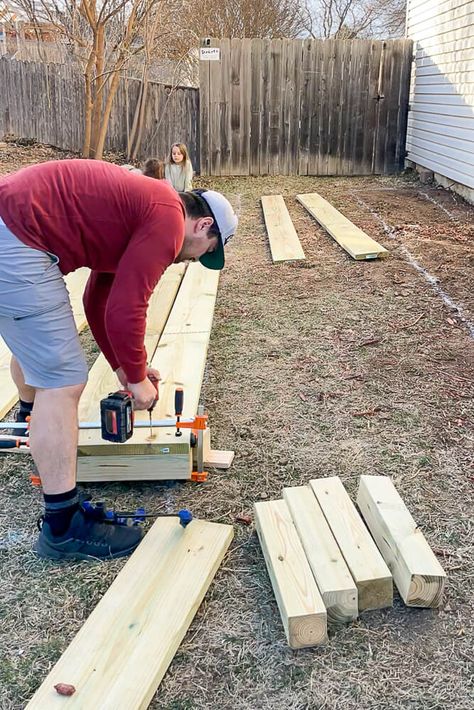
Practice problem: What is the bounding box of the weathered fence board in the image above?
[200,38,413,176]
[0,57,200,169]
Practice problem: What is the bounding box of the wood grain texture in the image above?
[357,475,446,607]
[0,268,90,420]
[254,499,327,649]
[310,477,393,612]
[26,518,233,710]
[296,192,389,260]
[283,486,358,625]
[261,195,305,262]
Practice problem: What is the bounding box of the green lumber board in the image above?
[283,485,358,625]
[254,498,327,649]
[296,192,389,260]
[310,476,393,612]
[261,194,305,262]
[357,475,446,608]
[26,518,233,710]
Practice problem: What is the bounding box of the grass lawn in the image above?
[1,141,473,709]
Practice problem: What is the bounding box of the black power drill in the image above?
[100,375,160,443]
[100,390,134,443]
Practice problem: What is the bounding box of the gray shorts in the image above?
[0,218,88,388]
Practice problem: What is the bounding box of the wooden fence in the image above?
[0,57,200,169]
[199,38,413,176]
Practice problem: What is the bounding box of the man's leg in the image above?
[10,356,35,435]
[0,224,143,560]
[29,383,85,494]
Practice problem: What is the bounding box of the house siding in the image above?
[406,0,474,190]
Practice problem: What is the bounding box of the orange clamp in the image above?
[176,413,208,434]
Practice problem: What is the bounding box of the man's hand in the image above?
[145,366,161,385]
[128,378,159,410]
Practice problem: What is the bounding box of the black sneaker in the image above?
[35,507,143,561]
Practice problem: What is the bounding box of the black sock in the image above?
[17,399,33,422]
[43,487,79,537]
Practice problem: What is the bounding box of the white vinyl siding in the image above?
[406,0,474,189]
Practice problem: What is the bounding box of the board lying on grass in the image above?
[296,192,388,260]
[26,518,233,710]
[283,485,358,625]
[310,477,393,612]
[254,498,328,649]
[357,475,446,608]
[261,195,305,262]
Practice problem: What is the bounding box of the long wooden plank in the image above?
[310,477,393,612]
[26,518,233,709]
[261,195,305,262]
[0,268,90,420]
[254,499,327,649]
[297,192,389,260]
[357,475,446,608]
[77,263,220,480]
[283,486,358,625]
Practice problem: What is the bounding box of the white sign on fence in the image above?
[199,47,220,61]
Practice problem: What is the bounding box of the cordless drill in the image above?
[100,375,159,443]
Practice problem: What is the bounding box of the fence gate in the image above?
[199,38,413,176]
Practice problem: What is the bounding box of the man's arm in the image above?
[104,208,183,384]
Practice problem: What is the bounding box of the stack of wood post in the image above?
[255,475,446,649]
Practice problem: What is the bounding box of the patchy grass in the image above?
[1,143,473,709]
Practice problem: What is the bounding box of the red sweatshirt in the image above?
[0,159,185,383]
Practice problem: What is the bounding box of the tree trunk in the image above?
[94,65,123,160]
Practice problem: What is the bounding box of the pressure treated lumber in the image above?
[77,263,220,481]
[283,485,358,625]
[254,499,327,649]
[296,192,389,260]
[261,194,305,262]
[26,518,233,710]
[357,475,446,608]
[310,477,393,612]
[0,268,90,420]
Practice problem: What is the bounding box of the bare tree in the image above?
[7,0,195,159]
[304,0,406,39]
[183,0,308,39]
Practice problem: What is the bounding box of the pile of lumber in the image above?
[255,475,446,649]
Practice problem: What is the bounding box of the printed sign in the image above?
[200,47,220,61]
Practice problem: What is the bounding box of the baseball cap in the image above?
[194,189,238,270]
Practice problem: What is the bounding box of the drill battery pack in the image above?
[100,391,134,443]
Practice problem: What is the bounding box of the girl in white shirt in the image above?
[165,143,194,192]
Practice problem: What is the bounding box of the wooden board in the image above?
[26,518,233,709]
[296,192,389,260]
[283,486,358,625]
[0,268,90,420]
[254,499,327,649]
[261,195,305,262]
[77,263,220,481]
[310,477,393,612]
[357,475,446,608]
